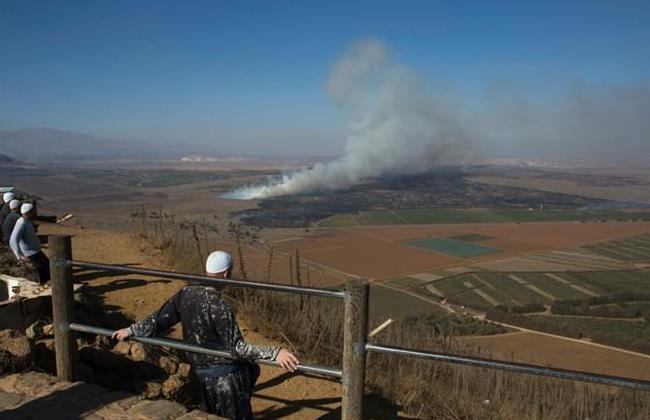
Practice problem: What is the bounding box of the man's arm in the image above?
[9,219,24,260]
[210,300,299,371]
[113,290,182,340]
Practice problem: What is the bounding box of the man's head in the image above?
[205,251,233,279]
[3,192,15,205]
[9,199,21,213]
[21,203,35,219]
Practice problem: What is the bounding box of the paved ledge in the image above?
[0,371,224,419]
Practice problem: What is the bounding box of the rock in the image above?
[0,329,33,373]
[177,363,191,378]
[161,374,186,400]
[24,321,45,340]
[127,399,187,419]
[130,342,149,362]
[158,356,178,375]
[177,410,227,420]
[79,346,126,371]
[0,390,24,410]
[133,380,163,399]
[0,374,19,392]
[42,323,54,336]
[113,341,132,355]
[95,335,112,348]
[13,372,56,395]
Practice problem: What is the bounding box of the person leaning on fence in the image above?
[112,251,299,420]
[3,199,21,244]
[9,202,51,283]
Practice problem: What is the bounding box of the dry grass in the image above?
[138,216,650,419]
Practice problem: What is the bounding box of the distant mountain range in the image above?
[0,127,173,162]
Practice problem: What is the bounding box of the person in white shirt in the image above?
[10,203,50,283]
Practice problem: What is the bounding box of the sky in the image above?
[1,1,649,156]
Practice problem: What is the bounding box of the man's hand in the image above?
[275,349,299,372]
[112,328,131,341]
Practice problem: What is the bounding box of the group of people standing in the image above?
[0,191,50,283]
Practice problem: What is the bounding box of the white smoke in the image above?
[225,39,467,200]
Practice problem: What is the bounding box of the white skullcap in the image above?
[206,251,233,274]
[9,199,20,210]
[3,192,15,203]
[21,203,34,214]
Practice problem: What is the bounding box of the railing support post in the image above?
[342,278,369,420]
[50,235,79,381]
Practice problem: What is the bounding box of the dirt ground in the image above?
[276,221,650,279]
[36,223,406,419]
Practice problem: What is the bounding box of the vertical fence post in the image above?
[342,278,369,420]
[50,235,79,381]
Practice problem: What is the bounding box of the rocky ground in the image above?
[0,371,224,419]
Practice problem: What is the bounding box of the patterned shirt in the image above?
[129,286,279,369]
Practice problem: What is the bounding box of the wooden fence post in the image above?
[50,235,79,381]
[342,278,369,420]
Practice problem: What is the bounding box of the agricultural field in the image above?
[319,208,650,227]
[406,270,650,311]
[368,284,449,324]
[489,312,650,354]
[406,237,501,258]
[275,221,650,279]
[461,331,650,380]
[582,233,650,261]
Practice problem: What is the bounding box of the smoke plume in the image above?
[225,39,467,200]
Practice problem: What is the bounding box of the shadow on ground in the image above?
[253,372,409,419]
[0,382,128,420]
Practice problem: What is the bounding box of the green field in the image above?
[407,237,501,258]
[319,209,650,227]
[369,284,448,322]
[572,270,650,294]
[505,314,650,354]
[447,233,494,242]
[410,270,650,311]
[583,234,650,261]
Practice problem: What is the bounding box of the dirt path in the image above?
[38,223,407,419]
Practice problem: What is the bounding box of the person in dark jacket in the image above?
[112,251,299,420]
[0,192,15,225]
[2,199,21,243]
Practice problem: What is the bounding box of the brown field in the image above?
[462,331,650,381]
[289,240,460,279]
[275,222,650,279]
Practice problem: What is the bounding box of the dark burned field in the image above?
[237,167,640,228]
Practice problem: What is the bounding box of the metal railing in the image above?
[48,235,650,420]
[69,323,342,378]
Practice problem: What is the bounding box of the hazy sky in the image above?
[1,1,648,156]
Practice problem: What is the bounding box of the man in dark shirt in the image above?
[2,199,21,244]
[0,192,15,225]
[112,250,299,420]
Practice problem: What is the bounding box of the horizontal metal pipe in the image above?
[366,343,650,391]
[70,261,344,299]
[70,322,342,379]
